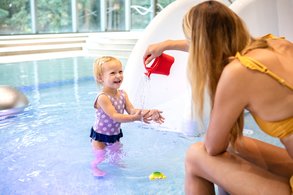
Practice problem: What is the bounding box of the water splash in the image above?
[133,75,151,110]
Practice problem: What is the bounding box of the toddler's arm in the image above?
[97,94,142,122]
[123,91,164,124]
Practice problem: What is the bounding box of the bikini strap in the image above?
[261,33,285,40]
[235,52,293,91]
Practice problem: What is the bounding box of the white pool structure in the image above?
[123,0,293,135]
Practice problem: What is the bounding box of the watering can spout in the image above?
[144,71,151,78]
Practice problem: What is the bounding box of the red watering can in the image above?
[144,53,175,78]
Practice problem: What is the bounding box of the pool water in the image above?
[0,57,200,195]
[0,56,280,195]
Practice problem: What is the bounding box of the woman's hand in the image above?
[143,42,167,65]
[143,40,189,65]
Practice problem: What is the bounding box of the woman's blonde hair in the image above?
[93,56,120,84]
[182,1,270,144]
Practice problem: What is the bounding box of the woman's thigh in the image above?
[185,142,292,195]
[233,136,293,177]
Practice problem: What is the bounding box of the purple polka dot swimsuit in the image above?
[93,90,126,136]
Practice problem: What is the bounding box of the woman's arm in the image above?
[204,62,249,155]
[144,39,189,65]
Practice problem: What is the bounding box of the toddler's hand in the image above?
[132,109,143,121]
[141,110,152,124]
[149,110,165,124]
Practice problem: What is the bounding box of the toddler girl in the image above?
[90,56,164,177]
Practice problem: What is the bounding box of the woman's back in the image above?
[235,38,293,122]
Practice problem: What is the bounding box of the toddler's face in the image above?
[101,60,123,89]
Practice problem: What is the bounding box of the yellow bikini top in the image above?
[235,53,293,91]
[235,36,293,138]
[252,115,293,138]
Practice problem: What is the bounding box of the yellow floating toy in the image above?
[149,171,166,180]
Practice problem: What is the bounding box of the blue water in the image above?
[0,57,200,195]
[0,56,280,195]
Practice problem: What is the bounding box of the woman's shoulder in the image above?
[222,58,251,80]
[218,58,258,96]
[269,38,293,54]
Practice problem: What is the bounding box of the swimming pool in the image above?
[0,56,201,195]
[0,56,280,195]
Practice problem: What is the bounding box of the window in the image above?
[0,0,31,34]
[0,0,176,35]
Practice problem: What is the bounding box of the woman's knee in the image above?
[185,142,206,173]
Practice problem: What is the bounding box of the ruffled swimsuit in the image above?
[90,90,126,143]
[235,36,293,190]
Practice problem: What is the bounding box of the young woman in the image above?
[144,1,293,194]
